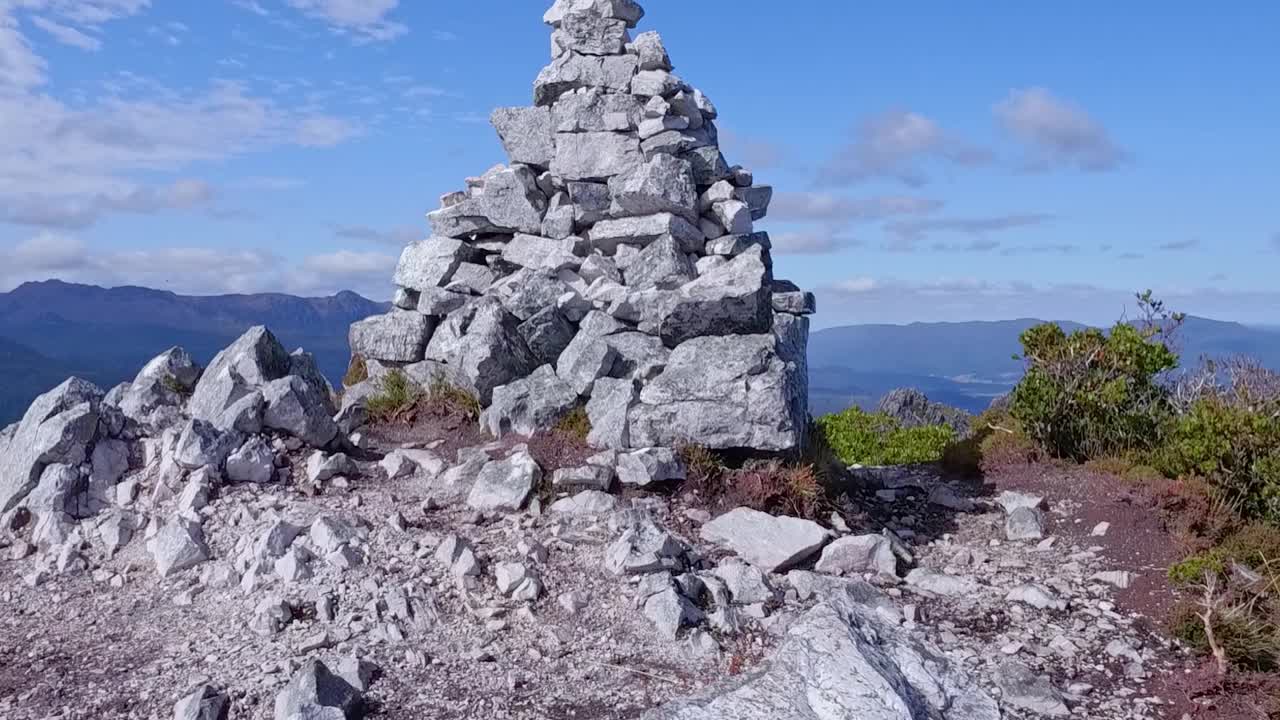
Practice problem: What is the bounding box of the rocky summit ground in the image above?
[1,401,1226,719]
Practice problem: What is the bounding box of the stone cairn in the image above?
[350,0,815,453]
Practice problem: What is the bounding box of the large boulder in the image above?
[262,376,340,449]
[642,587,999,720]
[349,311,436,364]
[492,106,554,168]
[0,378,105,513]
[188,327,290,427]
[627,330,807,452]
[877,388,972,437]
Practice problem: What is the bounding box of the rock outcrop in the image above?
[350,0,813,453]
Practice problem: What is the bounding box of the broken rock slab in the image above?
[466,451,541,512]
[642,587,999,720]
[700,508,829,574]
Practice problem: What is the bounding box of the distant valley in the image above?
[2,280,1278,424]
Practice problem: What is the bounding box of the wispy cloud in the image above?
[30,15,101,50]
[884,214,1055,251]
[995,88,1128,172]
[771,193,943,225]
[0,6,362,231]
[335,225,419,247]
[815,109,992,187]
[282,0,407,43]
[770,232,862,256]
[1159,238,1200,252]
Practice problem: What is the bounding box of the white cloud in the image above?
[0,13,47,88]
[30,15,101,50]
[283,0,406,42]
[2,178,216,229]
[0,235,395,299]
[770,193,943,226]
[995,88,1128,172]
[16,0,150,25]
[816,110,992,187]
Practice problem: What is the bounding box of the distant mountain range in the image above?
[809,317,1280,415]
[2,280,1278,425]
[0,280,387,424]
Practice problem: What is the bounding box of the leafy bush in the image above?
[1155,398,1280,524]
[816,407,955,466]
[365,369,421,423]
[1011,299,1180,460]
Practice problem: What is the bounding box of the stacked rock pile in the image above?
[350,0,815,453]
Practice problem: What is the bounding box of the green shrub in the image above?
[1155,398,1280,524]
[1169,551,1229,585]
[1011,316,1179,461]
[816,407,955,466]
[366,370,421,423]
[1169,599,1280,672]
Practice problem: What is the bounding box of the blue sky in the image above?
[1,0,1277,328]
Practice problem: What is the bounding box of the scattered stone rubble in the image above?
[0,3,1196,719]
[348,0,813,454]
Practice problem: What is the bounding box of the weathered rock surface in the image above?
[643,587,998,720]
[700,508,828,574]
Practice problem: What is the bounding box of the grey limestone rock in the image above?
[700,508,829,574]
[349,311,435,364]
[482,365,579,437]
[149,516,211,578]
[552,131,644,181]
[428,166,547,237]
[608,153,698,222]
[535,52,639,107]
[467,450,541,512]
[491,106,554,168]
[173,685,229,720]
[642,587,998,720]
[0,377,103,513]
[273,660,363,720]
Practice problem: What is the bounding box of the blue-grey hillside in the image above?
[0,280,387,424]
